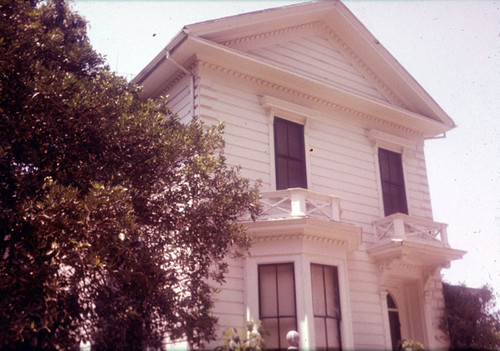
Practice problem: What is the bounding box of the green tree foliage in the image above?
[0,0,261,349]
[442,283,500,350]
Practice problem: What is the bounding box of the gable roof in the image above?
[133,0,455,137]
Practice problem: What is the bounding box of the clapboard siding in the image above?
[247,32,389,103]
[209,258,246,345]
[353,333,386,349]
[164,75,191,122]
[405,148,433,219]
[349,290,381,304]
[198,77,271,185]
[192,58,436,349]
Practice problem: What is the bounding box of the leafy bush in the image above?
[216,321,265,351]
[441,283,500,350]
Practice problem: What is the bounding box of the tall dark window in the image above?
[378,148,408,216]
[311,264,342,351]
[274,117,307,190]
[387,293,402,350]
[258,263,297,350]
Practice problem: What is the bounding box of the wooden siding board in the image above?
[310,137,374,164]
[296,36,363,77]
[247,33,388,102]
[164,75,191,121]
[349,291,381,304]
[311,174,378,202]
[225,143,270,165]
[309,120,372,149]
[253,43,365,89]
[310,157,377,185]
[351,312,386,325]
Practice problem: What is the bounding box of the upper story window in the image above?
[311,264,342,350]
[274,117,307,190]
[258,263,297,350]
[378,148,408,216]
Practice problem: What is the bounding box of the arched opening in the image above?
[387,293,402,350]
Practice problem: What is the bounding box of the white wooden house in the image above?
[133,1,465,349]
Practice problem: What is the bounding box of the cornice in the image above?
[253,232,347,247]
[199,59,422,137]
[220,21,319,47]
[162,71,186,95]
[378,257,423,274]
[244,217,361,252]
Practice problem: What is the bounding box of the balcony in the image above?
[244,188,361,252]
[368,213,465,267]
[373,213,449,247]
[258,188,341,222]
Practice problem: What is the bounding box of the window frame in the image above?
[273,117,308,190]
[378,147,408,216]
[387,293,402,351]
[310,263,343,351]
[258,262,298,350]
[366,129,415,218]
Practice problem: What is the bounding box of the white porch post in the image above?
[440,223,449,246]
[331,197,340,221]
[290,191,306,217]
[393,216,406,240]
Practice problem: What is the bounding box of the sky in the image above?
[71,0,500,297]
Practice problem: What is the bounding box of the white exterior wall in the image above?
[160,27,446,350]
[195,58,438,349]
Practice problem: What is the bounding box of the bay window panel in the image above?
[326,318,341,349]
[258,263,297,350]
[259,265,278,317]
[261,318,279,349]
[311,264,326,316]
[277,264,295,316]
[314,318,327,349]
[279,318,296,347]
[311,264,342,350]
[324,266,339,317]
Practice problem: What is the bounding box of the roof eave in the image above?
[132,29,188,86]
[142,35,453,137]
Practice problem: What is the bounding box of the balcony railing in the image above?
[258,188,341,222]
[373,213,449,247]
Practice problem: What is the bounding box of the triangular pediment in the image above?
[217,21,395,106]
[135,1,456,133]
